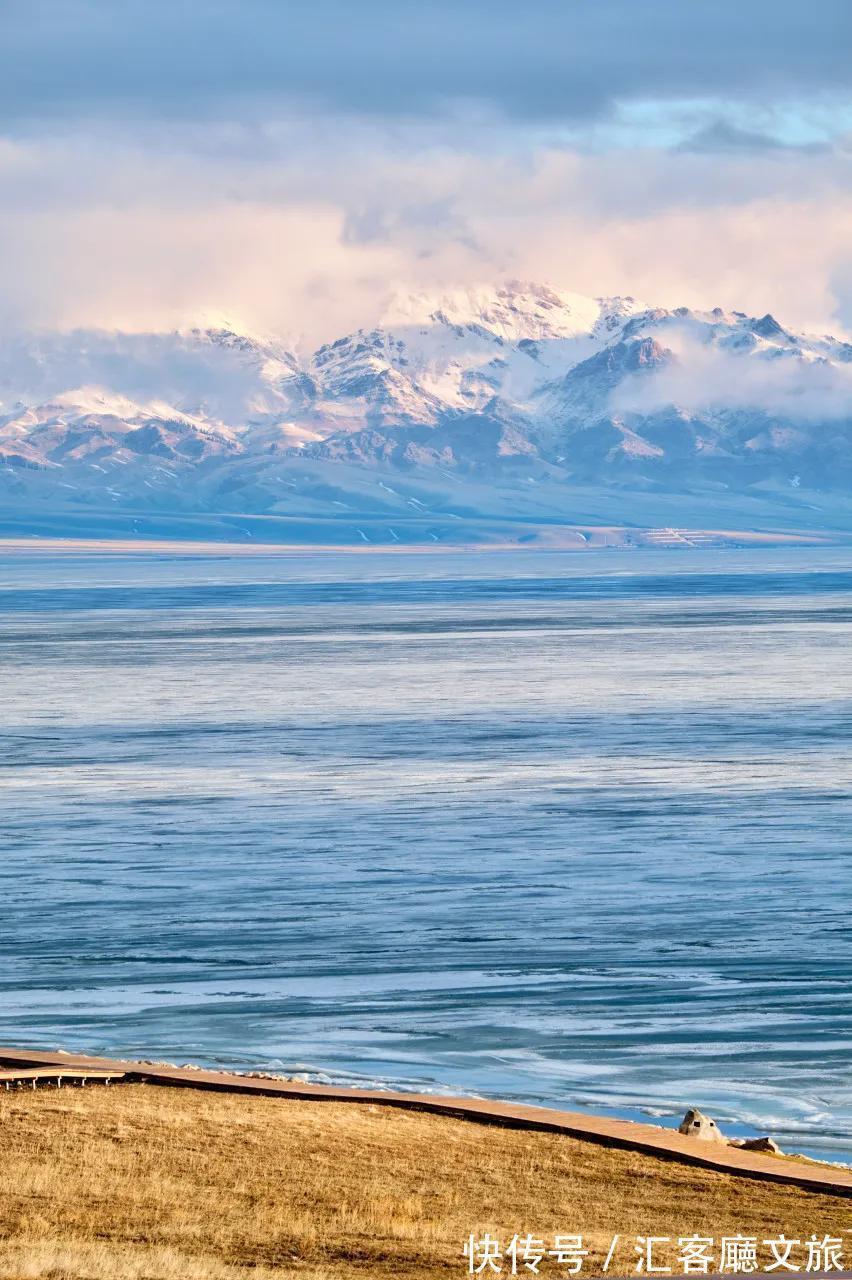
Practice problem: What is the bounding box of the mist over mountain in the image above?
[2,281,851,545]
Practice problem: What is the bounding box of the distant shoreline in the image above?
[0,526,846,555]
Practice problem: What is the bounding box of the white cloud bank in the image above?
[613,330,852,422]
[1,0,850,348]
[0,121,850,347]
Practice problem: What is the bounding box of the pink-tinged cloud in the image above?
[0,127,850,343]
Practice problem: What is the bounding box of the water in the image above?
[1,544,850,1161]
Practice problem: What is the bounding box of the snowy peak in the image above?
[307,283,648,429]
[382,280,644,343]
[537,335,674,424]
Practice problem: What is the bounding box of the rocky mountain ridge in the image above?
[2,281,851,540]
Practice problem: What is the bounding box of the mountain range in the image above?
[2,281,852,545]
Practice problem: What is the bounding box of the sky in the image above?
[2,0,851,344]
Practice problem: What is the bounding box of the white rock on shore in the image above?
[678,1109,727,1143]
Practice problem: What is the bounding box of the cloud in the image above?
[612,329,852,422]
[1,121,851,346]
[2,0,851,129]
[676,121,830,155]
[1,1,852,348]
[0,199,408,348]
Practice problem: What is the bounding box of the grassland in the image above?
[0,1083,847,1279]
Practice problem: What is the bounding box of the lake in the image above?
[1,544,850,1160]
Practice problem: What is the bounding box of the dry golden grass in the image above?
[0,1084,848,1279]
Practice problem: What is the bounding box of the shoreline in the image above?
[0,526,848,555]
[2,1046,851,1199]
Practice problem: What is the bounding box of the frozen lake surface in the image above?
[1,545,850,1159]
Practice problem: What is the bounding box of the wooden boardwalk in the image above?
[0,1065,125,1089]
[1,1046,851,1198]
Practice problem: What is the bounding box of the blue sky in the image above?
[1,0,850,340]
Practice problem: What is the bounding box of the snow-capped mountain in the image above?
[2,282,852,543]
